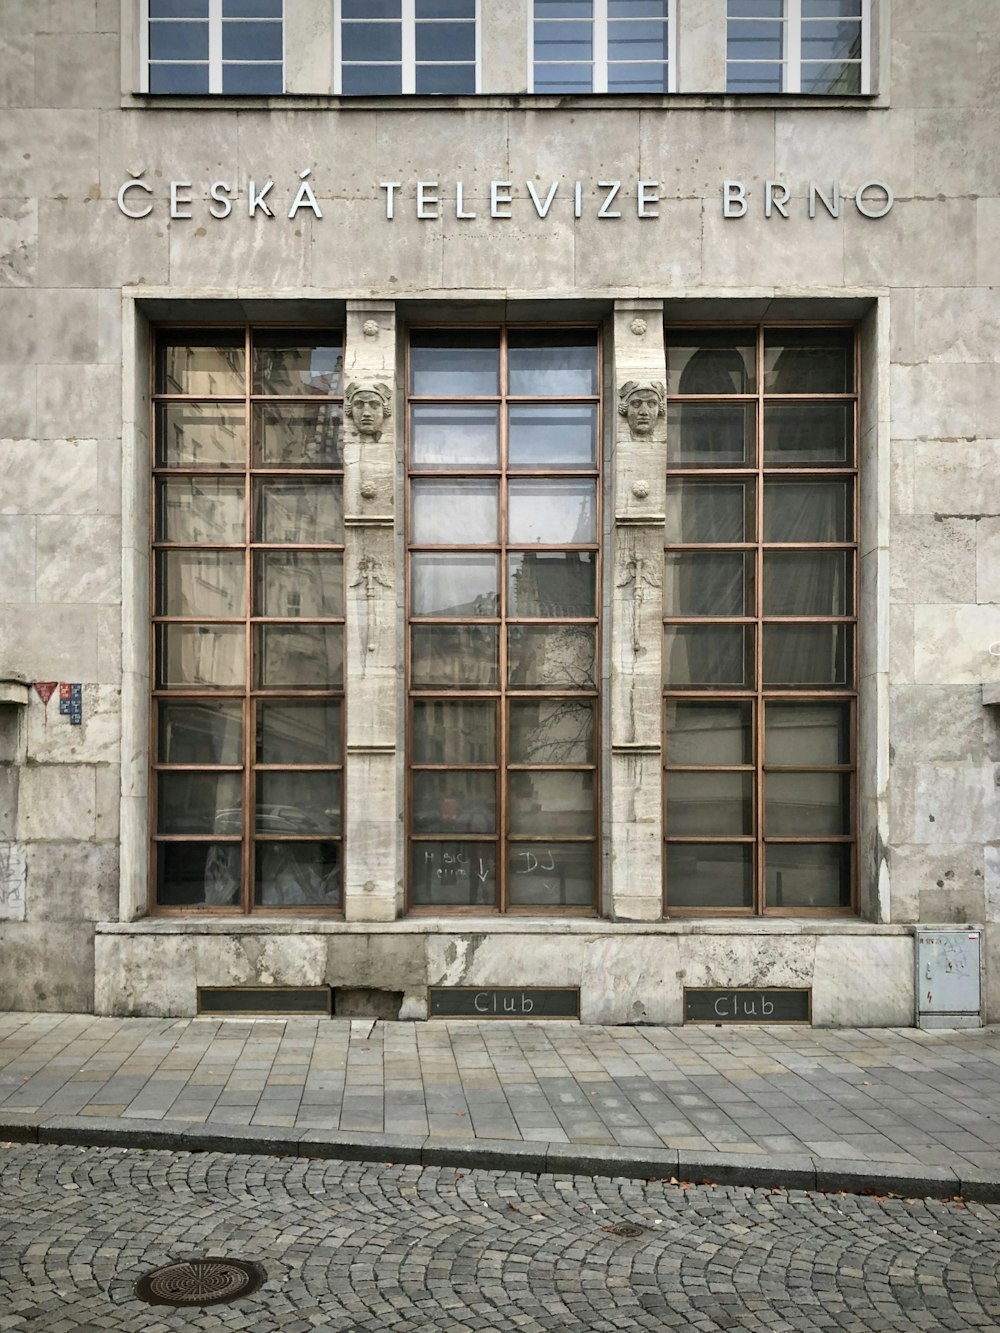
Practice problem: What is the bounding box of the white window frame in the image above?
[726,0,870,96]
[333,0,481,97]
[139,0,285,95]
[528,0,678,96]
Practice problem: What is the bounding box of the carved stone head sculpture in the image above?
[617,379,666,438]
[345,381,392,441]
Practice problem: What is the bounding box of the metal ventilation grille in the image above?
[197,985,332,1016]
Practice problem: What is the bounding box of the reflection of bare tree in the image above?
[512,699,592,765]
[508,626,595,689]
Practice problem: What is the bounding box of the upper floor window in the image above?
[142,0,284,94]
[727,0,869,94]
[532,0,674,94]
[336,0,478,96]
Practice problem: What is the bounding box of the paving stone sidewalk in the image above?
[2,1013,1000,1200]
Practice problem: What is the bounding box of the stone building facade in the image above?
[1,0,998,1025]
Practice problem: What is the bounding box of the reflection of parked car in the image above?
[205,806,340,907]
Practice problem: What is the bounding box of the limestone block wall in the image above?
[0,0,998,1019]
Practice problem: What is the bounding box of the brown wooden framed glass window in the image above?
[663,325,857,915]
[406,326,601,914]
[151,327,344,913]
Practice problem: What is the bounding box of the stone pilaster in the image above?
[342,301,399,922]
[608,301,666,922]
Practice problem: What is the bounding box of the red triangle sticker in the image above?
[34,681,58,704]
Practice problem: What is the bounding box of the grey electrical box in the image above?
[915,930,982,1029]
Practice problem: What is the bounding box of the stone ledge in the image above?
[96,918,915,937]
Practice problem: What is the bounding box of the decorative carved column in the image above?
[608,301,666,921]
[342,301,399,922]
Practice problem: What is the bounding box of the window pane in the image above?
[607,63,669,91]
[258,701,341,764]
[257,772,340,834]
[666,843,752,908]
[608,21,668,59]
[533,62,593,92]
[510,771,593,835]
[152,0,209,14]
[415,21,476,61]
[610,0,668,15]
[765,702,849,766]
[159,701,243,764]
[341,64,402,94]
[156,477,245,544]
[508,842,593,907]
[411,554,499,616]
[665,701,753,766]
[253,404,342,469]
[765,843,850,909]
[157,550,246,617]
[158,772,242,834]
[410,480,499,545]
[411,404,499,469]
[411,700,496,764]
[508,404,597,469]
[666,403,755,468]
[255,842,341,907]
[508,331,598,395]
[411,625,499,688]
[156,334,230,394]
[727,18,784,59]
[418,0,476,16]
[764,403,852,466]
[415,64,477,94]
[665,480,755,544]
[726,62,783,91]
[667,331,755,395]
[508,552,596,617]
[342,23,402,61]
[412,771,496,834]
[728,0,783,15]
[667,771,752,835]
[535,0,592,13]
[763,552,851,616]
[534,25,593,61]
[766,772,849,835]
[410,331,500,395]
[150,62,210,92]
[252,334,342,396]
[223,0,282,14]
[157,404,245,468]
[508,625,596,689]
[254,479,343,544]
[762,624,851,686]
[508,479,596,544]
[764,329,853,394]
[763,480,851,542]
[411,840,497,906]
[157,624,245,688]
[801,20,862,60]
[254,551,343,618]
[255,624,343,689]
[801,61,861,93]
[509,699,594,764]
[156,842,240,908]
[664,552,749,617]
[664,624,753,689]
[804,0,861,15]
[343,0,399,15]
[222,20,282,60]
[149,20,209,60]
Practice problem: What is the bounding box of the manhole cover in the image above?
[135,1258,266,1308]
[604,1222,645,1238]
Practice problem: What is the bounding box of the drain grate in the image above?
[135,1258,266,1308]
[604,1222,646,1238]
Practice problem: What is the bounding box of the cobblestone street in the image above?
[1,1143,999,1332]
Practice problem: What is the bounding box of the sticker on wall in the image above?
[58,683,84,726]
[33,681,57,704]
